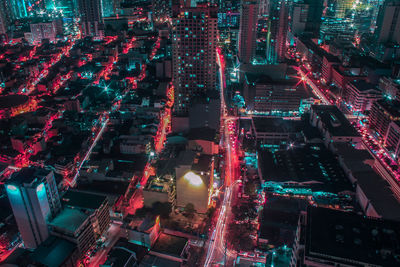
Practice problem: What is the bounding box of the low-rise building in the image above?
[143,175,176,208]
[310,105,362,148]
[370,99,400,139]
[291,207,400,266]
[343,80,381,112]
[61,190,111,237]
[49,208,96,255]
[175,150,214,213]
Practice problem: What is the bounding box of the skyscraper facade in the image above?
[291,0,323,37]
[375,0,400,45]
[172,3,218,115]
[77,0,104,38]
[238,0,259,64]
[275,0,289,62]
[5,168,61,249]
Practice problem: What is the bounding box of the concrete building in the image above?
[187,127,219,155]
[143,175,176,208]
[5,168,61,249]
[172,3,218,115]
[369,99,400,139]
[30,22,58,44]
[275,0,289,62]
[291,207,400,266]
[379,76,400,100]
[49,207,96,255]
[343,80,382,112]
[375,0,400,45]
[244,74,304,115]
[188,96,220,131]
[61,190,111,237]
[291,0,323,37]
[238,0,258,64]
[77,0,104,38]
[310,105,362,148]
[175,150,213,213]
[30,236,80,267]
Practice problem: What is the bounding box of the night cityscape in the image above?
[0,0,399,266]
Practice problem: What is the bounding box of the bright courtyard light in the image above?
[184,171,203,186]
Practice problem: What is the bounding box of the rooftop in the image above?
[305,207,400,266]
[61,190,107,211]
[7,167,52,187]
[252,117,302,133]
[151,233,188,258]
[259,195,306,246]
[30,236,77,267]
[259,143,353,193]
[187,127,217,142]
[49,208,89,234]
[349,80,379,92]
[311,105,360,137]
[139,254,181,267]
[192,154,213,173]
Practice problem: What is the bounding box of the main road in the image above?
[204,49,239,266]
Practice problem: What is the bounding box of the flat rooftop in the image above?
[49,208,89,234]
[30,236,77,267]
[61,190,107,211]
[311,105,359,137]
[139,254,181,267]
[252,117,302,133]
[151,233,187,258]
[259,195,307,247]
[349,80,378,92]
[259,144,353,194]
[7,167,52,186]
[305,207,400,266]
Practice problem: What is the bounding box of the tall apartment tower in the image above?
[77,0,104,38]
[375,0,400,45]
[152,0,172,23]
[5,167,61,249]
[275,0,289,62]
[238,0,259,64]
[291,0,323,37]
[172,3,218,115]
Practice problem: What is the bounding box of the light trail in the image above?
[204,48,238,266]
[297,67,330,105]
[68,116,109,187]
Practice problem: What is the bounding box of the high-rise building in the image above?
[77,0,104,38]
[152,0,172,23]
[101,0,114,17]
[238,0,258,64]
[336,0,353,19]
[0,2,9,35]
[291,0,323,37]
[259,0,270,16]
[172,3,218,115]
[375,0,400,45]
[275,0,289,62]
[5,167,61,249]
[30,22,58,44]
[9,0,28,19]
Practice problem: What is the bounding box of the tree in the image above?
[206,206,216,219]
[184,203,196,219]
[152,202,172,219]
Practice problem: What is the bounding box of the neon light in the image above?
[6,185,18,192]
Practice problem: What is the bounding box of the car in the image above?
[247,252,256,257]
